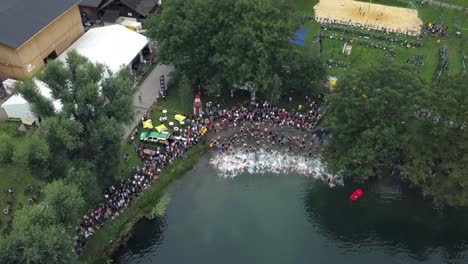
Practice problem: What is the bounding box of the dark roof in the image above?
[101,9,120,23]
[0,0,81,49]
[120,0,157,16]
[79,0,102,8]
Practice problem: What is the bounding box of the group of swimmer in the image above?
[206,97,328,157]
[203,97,342,186]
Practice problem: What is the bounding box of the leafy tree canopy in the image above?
[16,51,135,184]
[13,135,51,180]
[44,180,85,224]
[64,161,101,205]
[0,206,75,264]
[323,65,468,206]
[146,0,325,95]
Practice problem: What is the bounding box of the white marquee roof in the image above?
[57,25,149,73]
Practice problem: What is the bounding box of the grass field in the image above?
[293,0,467,82]
[0,166,44,235]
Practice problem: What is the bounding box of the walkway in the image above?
[425,0,467,12]
[125,64,174,136]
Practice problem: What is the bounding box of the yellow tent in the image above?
[175,114,186,123]
[143,119,153,129]
[155,124,168,133]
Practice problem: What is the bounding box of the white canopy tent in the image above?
[57,25,149,73]
[1,79,62,119]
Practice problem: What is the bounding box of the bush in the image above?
[0,134,14,163]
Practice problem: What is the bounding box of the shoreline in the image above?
[80,144,206,264]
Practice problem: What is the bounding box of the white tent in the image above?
[1,79,62,119]
[57,25,149,73]
[2,79,16,94]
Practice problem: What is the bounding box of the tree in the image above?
[13,135,51,180]
[0,206,75,264]
[0,134,14,164]
[270,74,282,104]
[64,161,101,205]
[400,74,468,206]
[15,80,55,118]
[281,50,327,96]
[323,65,424,181]
[146,0,299,94]
[323,65,468,206]
[36,117,83,177]
[177,74,193,111]
[87,116,124,184]
[44,180,85,224]
[18,51,135,184]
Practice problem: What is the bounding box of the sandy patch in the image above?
[314,0,423,36]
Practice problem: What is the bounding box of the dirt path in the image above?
[125,64,174,137]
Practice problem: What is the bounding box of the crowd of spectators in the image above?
[423,22,447,38]
[74,116,209,255]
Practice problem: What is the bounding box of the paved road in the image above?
[426,0,467,12]
[125,64,174,137]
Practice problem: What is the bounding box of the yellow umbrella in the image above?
[155,124,168,133]
[174,114,186,123]
[143,119,153,129]
[330,80,337,91]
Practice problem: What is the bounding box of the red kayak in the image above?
[349,189,363,202]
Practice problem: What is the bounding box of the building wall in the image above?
[0,44,22,67]
[0,5,84,81]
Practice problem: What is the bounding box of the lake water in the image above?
[115,154,468,264]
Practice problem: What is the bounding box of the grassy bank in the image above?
[80,143,206,264]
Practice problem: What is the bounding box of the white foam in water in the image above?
[209,148,343,187]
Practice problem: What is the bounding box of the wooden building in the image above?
[0,0,84,81]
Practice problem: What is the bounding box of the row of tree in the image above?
[146,0,327,98]
[323,65,468,206]
[0,51,135,263]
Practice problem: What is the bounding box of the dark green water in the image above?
[115,155,468,264]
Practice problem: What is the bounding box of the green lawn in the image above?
[293,0,467,82]
[0,166,44,235]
